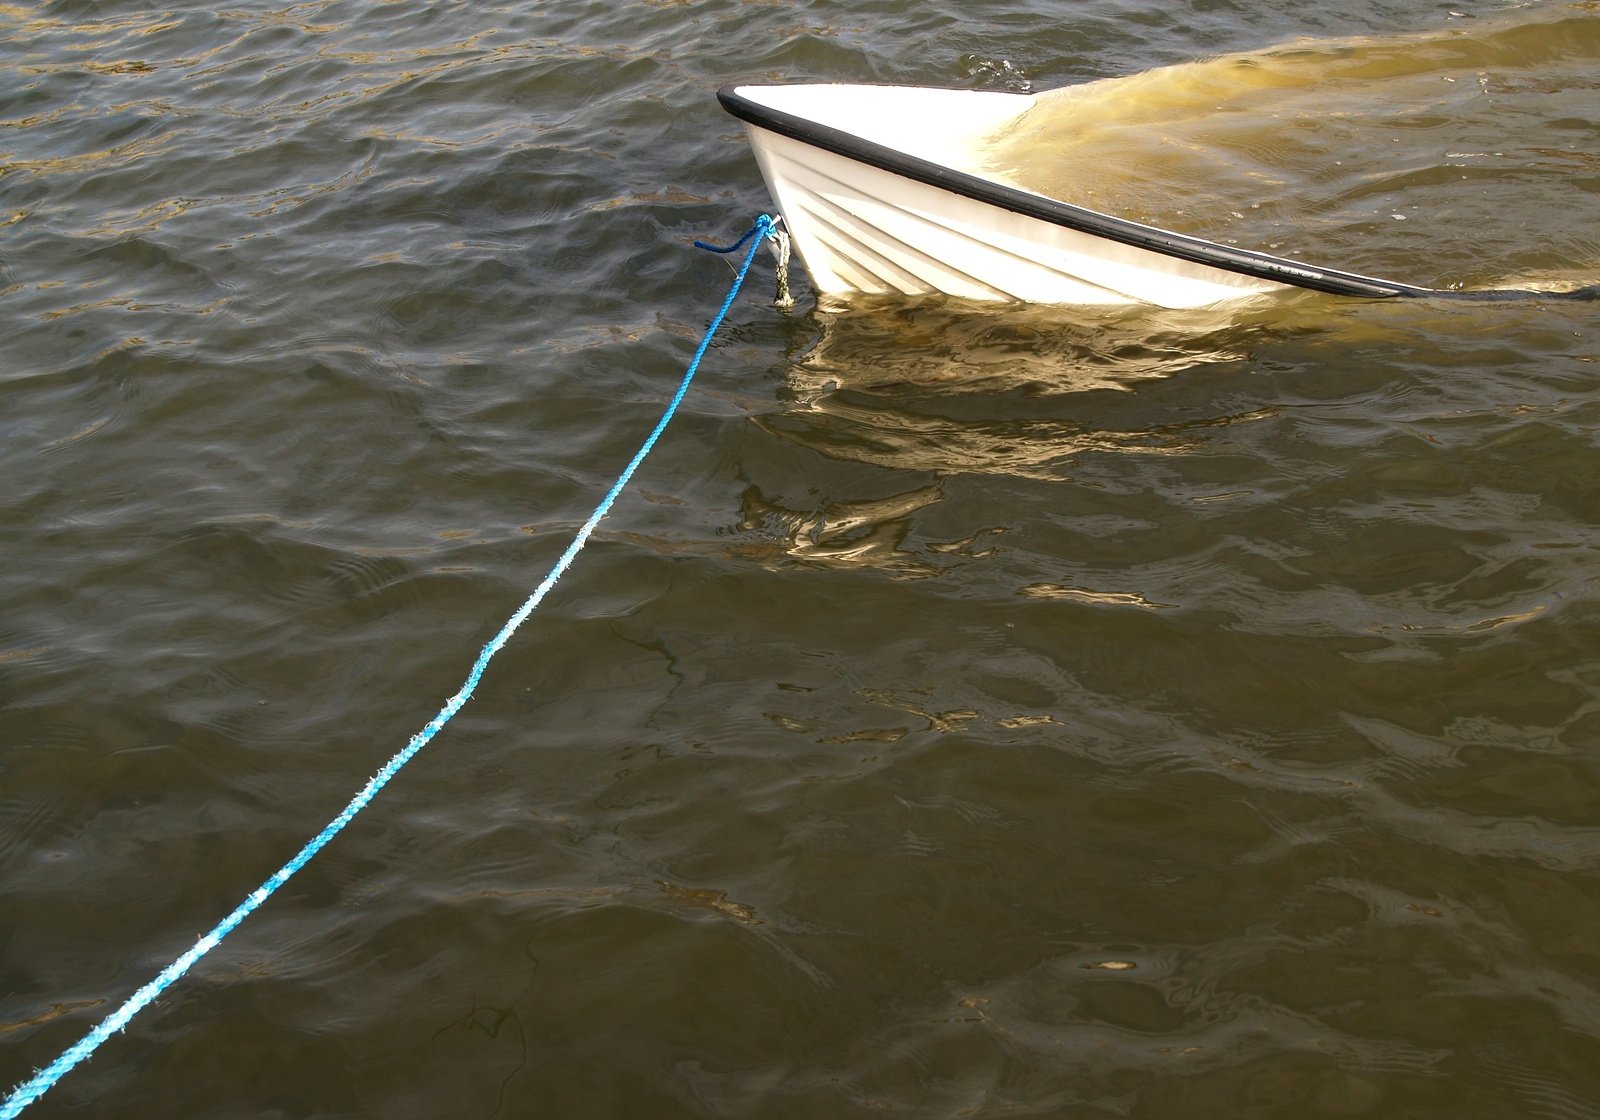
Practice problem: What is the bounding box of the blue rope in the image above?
[2,213,780,1120]
[693,221,768,254]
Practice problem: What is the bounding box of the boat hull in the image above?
[745,123,1293,308]
[720,83,1431,309]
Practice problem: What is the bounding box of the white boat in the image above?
[717,81,1596,309]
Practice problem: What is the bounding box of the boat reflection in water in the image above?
[755,295,1271,481]
[735,295,1277,574]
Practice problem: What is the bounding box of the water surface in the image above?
[3,2,1599,1118]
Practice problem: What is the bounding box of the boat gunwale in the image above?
[717,82,1433,301]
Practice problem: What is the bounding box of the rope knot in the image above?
[696,214,793,308]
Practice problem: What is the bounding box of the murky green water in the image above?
[3,2,1599,1118]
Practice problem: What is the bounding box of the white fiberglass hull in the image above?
[719,83,1437,310]
[746,122,1291,308]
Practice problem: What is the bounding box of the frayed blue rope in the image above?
[1,213,779,1120]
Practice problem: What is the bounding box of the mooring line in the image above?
[2,213,780,1120]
